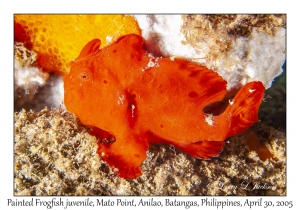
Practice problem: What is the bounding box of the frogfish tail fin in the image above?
[224,81,265,137]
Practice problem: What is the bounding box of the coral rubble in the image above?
[134,14,286,91]
[14,43,64,112]
[14,109,286,196]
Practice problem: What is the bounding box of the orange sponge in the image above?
[14,15,141,75]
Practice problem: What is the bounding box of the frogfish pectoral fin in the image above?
[176,141,225,159]
[145,131,225,159]
[95,131,148,179]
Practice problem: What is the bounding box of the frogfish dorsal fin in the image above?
[74,39,101,62]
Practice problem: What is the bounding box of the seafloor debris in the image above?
[14,42,64,112]
[14,108,285,196]
[14,42,49,111]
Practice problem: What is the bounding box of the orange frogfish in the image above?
[64,34,265,179]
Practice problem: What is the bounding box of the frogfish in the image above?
[64,34,265,179]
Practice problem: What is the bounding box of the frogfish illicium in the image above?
[64,34,265,179]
